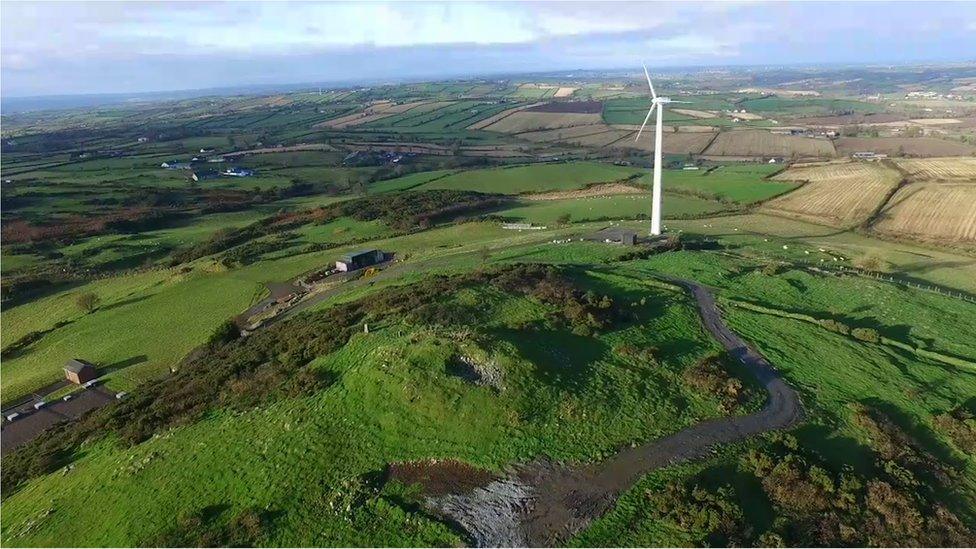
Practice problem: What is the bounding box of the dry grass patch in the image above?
[554,87,577,98]
[893,157,976,180]
[872,183,976,243]
[705,130,835,158]
[834,137,976,157]
[765,161,901,227]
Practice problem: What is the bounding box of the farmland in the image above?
[872,183,976,244]
[766,161,901,227]
[703,130,836,158]
[3,65,976,548]
[481,111,603,133]
[894,157,976,180]
[834,137,976,157]
[416,161,641,194]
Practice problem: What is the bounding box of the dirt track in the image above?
[431,278,804,546]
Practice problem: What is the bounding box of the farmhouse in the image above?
[161,161,191,169]
[222,166,254,177]
[335,249,385,272]
[64,358,97,385]
[191,169,221,182]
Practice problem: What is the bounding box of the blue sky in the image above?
[2,1,975,97]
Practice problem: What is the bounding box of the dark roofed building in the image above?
[335,249,384,272]
[64,358,98,384]
[191,169,221,182]
[588,228,638,246]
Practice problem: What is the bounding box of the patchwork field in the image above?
[622,130,717,154]
[466,102,546,130]
[893,157,976,180]
[481,111,603,133]
[834,137,976,157]
[418,162,641,194]
[671,108,716,119]
[765,161,901,226]
[872,183,976,244]
[703,130,836,158]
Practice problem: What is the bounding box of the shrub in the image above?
[75,292,100,314]
[851,327,880,343]
[818,318,850,335]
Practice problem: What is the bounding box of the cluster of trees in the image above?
[646,409,974,547]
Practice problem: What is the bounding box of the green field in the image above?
[4,70,976,548]
[498,194,728,224]
[418,162,641,194]
[642,164,795,204]
[2,267,738,546]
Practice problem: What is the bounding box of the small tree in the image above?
[556,213,572,226]
[76,292,100,314]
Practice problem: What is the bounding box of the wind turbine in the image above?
[636,64,687,236]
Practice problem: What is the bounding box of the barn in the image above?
[336,250,384,272]
[64,358,98,385]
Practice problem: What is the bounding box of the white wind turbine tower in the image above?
[636,65,688,236]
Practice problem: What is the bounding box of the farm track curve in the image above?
[432,277,805,547]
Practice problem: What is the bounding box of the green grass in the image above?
[418,162,641,194]
[1,270,731,546]
[496,194,728,224]
[640,164,795,204]
[368,170,456,193]
[738,97,884,115]
[621,251,976,361]
[0,270,262,404]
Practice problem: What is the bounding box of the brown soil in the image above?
[524,183,647,201]
[387,459,498,497]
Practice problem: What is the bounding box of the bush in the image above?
[75,292,100,314]
[818,318,850,335]
[851,327,880,343]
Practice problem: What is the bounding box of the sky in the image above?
[2,1,976,97]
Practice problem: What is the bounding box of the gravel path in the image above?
[434,277,804,547]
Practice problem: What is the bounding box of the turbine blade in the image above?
[643,63,657,99]
[635,104,656,142]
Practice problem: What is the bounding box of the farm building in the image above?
[336,249,385,272]
[191,169,220,182]
[588,228,638,246]
[852,151,888,161]
[161,161,191,170]
[64,358,97,385]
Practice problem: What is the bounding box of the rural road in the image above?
[431,277,805,547]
